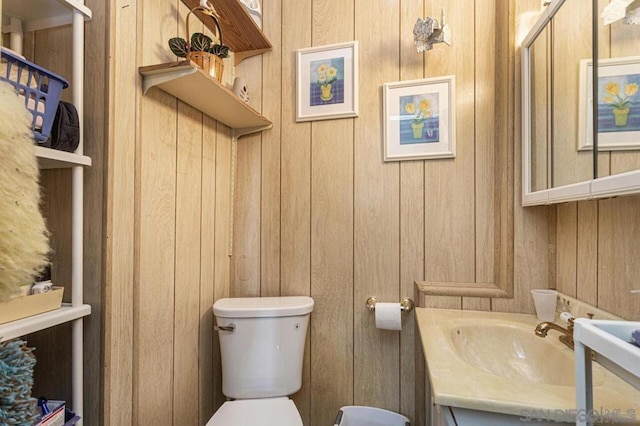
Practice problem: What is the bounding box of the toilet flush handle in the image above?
[214,323,236,332]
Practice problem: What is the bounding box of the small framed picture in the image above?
[383,76,456,161]
[578,55,640,151]
[296,41,359,122]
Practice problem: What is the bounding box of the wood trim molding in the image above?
[416,281,511,298]
[416,0,515,300]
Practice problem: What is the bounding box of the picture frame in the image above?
[578,55,640,151]
[295,41,358,122]
[383,76,456,161]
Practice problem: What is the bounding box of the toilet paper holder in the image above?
[366,296,414,313]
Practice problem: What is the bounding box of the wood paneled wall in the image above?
[104,0,232,424]
[551,0,593,188]
[29,0,638,424]
[231,1,550,425]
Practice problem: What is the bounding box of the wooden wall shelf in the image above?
[181,0,271,64]
[139,61,272,133]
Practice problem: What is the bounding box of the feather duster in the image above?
[0,81,50,302]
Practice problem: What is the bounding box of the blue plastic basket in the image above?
[0,48,69,142]
[64,409,81,425]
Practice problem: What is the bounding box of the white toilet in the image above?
[206,296,314,426]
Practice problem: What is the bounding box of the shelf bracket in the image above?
[142,64,198,95]
[227,123,273,257]
[235,124,273,140]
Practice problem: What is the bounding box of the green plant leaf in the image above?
[191,33,213,51]
[168,37,188,58]
[209,44,230,58]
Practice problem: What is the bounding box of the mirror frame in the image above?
[522,0,640,206]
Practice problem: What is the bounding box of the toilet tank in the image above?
[213,296,314,399]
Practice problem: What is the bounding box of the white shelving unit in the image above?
[1,0,91,32]
[0,0,92,424]
[574,319,640,426]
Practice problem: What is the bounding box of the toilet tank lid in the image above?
[213,296,314,318]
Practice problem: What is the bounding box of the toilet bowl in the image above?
[206,296,314,426]
[206,398,302,426]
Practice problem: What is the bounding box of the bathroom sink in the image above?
[449,322,575,386]
[416,308,640,422]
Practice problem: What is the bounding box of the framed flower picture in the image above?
[578,56,640,151]
[383,76,456,161]
[296,41,359,122]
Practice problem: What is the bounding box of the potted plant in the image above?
[603,81,638,127]
[404,98,432,139]
[168,6,230,82]
[315,63,338,101]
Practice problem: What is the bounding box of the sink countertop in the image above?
[416,308,640,422]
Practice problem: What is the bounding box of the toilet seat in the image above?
[206,397,303,426]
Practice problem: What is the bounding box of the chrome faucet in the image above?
[534,317,575,350]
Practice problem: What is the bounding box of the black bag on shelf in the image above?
[41,101,80,152]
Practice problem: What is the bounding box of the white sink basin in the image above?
[450,322,576,386]
[416,308,640,422]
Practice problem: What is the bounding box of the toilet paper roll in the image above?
[375,302,402,331]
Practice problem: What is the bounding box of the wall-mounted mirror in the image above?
[523,0,640,205]
[593,1,640,183]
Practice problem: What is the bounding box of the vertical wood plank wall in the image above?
[231,1,547,425]
[105,0,231,424]
[399,2,425,424]
[551,1,593,188]
[27,0,637,424]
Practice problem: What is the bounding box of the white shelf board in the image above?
[574,319,640,378]
[2,0,92,32]
[36,145,92,169]
[139,61,272,133]
[574,319,640,425]
[0,303,91,342]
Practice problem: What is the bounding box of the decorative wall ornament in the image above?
[295,41,359,122]
[578,56,640,151]
[233,77,249,102]
[240,0,262,28]
[383,76,456,161]
[601,0,640,25]
[413,8,451,53]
